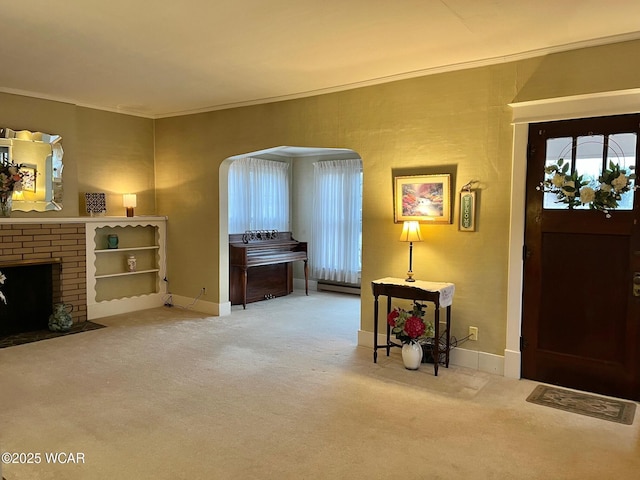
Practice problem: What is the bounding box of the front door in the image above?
[522,114,640,401]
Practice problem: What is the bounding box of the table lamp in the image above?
[123,194,137,217]
[399,220,423,282]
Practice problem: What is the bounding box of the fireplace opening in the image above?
[0,258,62,337]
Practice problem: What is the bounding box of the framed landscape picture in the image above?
[394,174,451,223]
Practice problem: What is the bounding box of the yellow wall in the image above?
[155,39,640,356]
[0,94,155,217]
[3,39,640,358]
[75,107,155,216]
[155,64,517,354]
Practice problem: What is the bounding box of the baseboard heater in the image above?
[316,280,361,295]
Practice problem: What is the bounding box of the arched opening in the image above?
[219,146,363,313]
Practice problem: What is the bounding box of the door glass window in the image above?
[543,133,636,210]
[608,133,636,209]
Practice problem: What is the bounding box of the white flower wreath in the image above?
[539,159,636,217]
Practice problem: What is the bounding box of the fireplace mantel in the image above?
[0,215,166,224]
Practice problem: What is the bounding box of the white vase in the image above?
[127,254,137,272]
[401,341,423,370]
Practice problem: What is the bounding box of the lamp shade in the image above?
[123,194,137,208]
[399,221,423,242]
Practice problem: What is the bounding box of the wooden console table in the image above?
[372,277,455,376]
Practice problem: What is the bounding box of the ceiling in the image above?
[2,1,640,119]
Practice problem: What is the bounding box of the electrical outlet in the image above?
[469,326,478,341]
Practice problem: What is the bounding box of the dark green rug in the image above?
[0,321,106,349]
[527,385,636,425]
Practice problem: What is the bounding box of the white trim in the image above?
[509,88,640,124]
[505,122,529,379]
[0,215,167,224]
[85,218,167,319]
[503,349,522,379]
[505,89,640,379]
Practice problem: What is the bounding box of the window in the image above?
[228,157,290,233]
[310,159,363,284]
[544,133,636,210]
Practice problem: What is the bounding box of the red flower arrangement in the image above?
[0,158,23,195]
[387,303,434,344]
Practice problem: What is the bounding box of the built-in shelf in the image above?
[95,268,160,279]
[95,246,160,254]
[85,218,167,319]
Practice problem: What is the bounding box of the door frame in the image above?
[505,88,640,379]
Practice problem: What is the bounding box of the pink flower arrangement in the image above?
[387,303,434,344]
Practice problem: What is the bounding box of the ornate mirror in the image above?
[0,128,63,212]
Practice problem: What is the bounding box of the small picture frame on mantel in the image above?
[84,192,107,216]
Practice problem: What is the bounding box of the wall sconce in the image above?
[123,194,137,217]
[399,220,423,282]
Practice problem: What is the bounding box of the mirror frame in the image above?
[0,128,63,212]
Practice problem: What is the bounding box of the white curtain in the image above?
[228,157,290,233]
[311,159,363,284]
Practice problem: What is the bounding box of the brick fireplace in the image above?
[0,223,87,324]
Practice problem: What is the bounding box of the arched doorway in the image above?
[218,146,363,311]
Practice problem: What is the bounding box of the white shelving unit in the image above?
[94,246,160,279]
[85,217,167,319]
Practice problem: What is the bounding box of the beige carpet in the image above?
[0,291,639,479]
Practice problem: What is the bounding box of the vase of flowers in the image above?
[387,303,434,370]
[0,156,23,217]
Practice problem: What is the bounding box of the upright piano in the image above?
[229,230,308,308]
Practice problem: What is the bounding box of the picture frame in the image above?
[20,164,37,193]
[394,174,451,223]
[85,192,107,216]
[459,190,476,232]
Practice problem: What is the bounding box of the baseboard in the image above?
[169,295,230,316]
[358,330,505,376]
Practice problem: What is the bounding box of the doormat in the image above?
[0,321,106,349]
[526,385,636,425]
